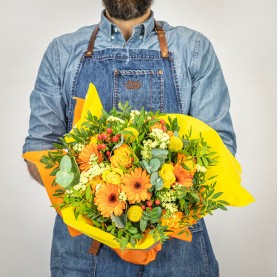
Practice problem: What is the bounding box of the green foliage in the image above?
[39,100,230,251]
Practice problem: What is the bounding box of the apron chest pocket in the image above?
[113,69,164,112]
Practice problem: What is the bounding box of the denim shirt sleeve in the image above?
[22,39,67,153]
[189,35,237,155]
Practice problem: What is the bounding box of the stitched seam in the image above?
[91,254,96,277]
[169,53,183,113]
[53,39,61,79]
[149,72,152,110]
[67,54,84,131]
[117,70,163,75]
[138,265,144,277]
[160,71,164,112]
[200,231,209,276]
[192,32,203,78]
[113,70,118,107]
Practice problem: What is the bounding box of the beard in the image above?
[102,0,153,20]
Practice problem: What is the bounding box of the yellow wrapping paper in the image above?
[23,82,255,252]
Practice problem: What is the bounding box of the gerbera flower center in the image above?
[108,193,117,203]
[134,181,142,190]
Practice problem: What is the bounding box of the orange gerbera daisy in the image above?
[121,168,152,204]
[94,183,125,217]
[77,143,103,171]
[173,163,194,187]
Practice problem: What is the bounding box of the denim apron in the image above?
[51,23,219,277]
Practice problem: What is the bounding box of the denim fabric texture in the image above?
[23,10,237,155]
[51,215,219,277]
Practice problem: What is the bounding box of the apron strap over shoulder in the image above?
[85,20,169,58]
[154,20,169,58]
[85,25,99,57]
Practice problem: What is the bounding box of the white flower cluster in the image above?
[141,139,157,160]
[65,183,86,196]
[196,164,207,173]
[172,184,185,197]
[162,202,178,214]
[118,191,127,202]
[129,110,140,122]
[73,183,87,192]
[85,163,110,180]
[149,129,169,149]
[141,129,170,160]
[107,116,125,124]
[159,190,177,203]
[65,163,110,197]
[89,154,99,166]
[73,143,85,152]
[158,189,180,214]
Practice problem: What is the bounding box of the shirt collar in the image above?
[99,10,155,41]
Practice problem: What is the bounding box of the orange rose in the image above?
[111,144,133,168]
[173,163,194,187]
[161,211,183,231]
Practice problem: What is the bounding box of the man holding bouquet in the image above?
[23,0,237,276]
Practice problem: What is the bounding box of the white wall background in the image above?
[0,0,276,276]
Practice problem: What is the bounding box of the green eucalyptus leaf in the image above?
[151,149,168,158]
[60,155,72,172]
[155,178,164,190]
[150,172,159,186]
[149,158,161,172]
[111,213,127,229]
[70,156,80,186]
[142,160,151,174]
[55,171,74,188]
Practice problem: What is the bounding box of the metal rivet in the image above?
[114,69,118,74]
[158,70,163,75]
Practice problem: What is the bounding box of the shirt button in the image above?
[114,27,118,32]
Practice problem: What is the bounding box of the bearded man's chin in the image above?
[102,0,153,20]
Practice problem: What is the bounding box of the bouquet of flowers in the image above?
[23,83,255,264]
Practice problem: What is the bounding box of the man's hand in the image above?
[25,160,44,186]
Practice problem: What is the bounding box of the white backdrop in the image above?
[0,0,276,276]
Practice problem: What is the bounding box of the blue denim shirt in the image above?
[23,11,237,155]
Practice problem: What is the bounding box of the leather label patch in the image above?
[124,80,142,90]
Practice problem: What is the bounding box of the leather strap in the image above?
[85,20,169,58]
[85,25,99,57]
[88,240,101,256]
[154,20,169,58]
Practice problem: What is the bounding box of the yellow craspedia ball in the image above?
[127,205,143,222]
[123,127,139,142]
[169,136,183,151]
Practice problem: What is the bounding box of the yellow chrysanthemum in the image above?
[127,206,143,222]
[169,136,183,151]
